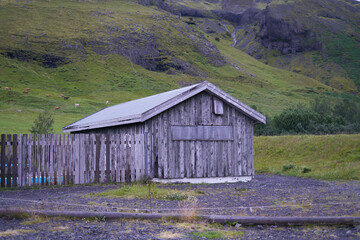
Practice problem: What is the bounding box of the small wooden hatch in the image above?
[213,97,224,115]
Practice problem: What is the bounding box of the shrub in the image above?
[282,164,296,171]
[30,110,54,134]
[301,167,311,173]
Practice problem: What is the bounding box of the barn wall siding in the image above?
[74,91,255,179]
[145,91,254,179]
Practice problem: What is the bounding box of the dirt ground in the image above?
[0,174,359,239]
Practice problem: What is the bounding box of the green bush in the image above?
[301,167,311,173]
[282,164,296,171]
[254,98,360,136]
[30,110,54,134]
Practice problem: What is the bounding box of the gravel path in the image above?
[0,174,359,239]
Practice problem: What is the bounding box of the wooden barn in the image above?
[63,81,266,183]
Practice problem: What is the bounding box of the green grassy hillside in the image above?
[0,0,359,133]
[255,134,360,180]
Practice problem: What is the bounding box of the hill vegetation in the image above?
[0,0,359,133]
[255,97,360,135]
[255,134,360,180]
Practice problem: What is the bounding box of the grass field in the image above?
[1,0,359,133]
[254,134,360,180]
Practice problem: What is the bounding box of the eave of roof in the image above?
[63,81,266,132]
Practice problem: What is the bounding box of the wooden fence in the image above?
[0,133,148,188]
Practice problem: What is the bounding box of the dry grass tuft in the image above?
[178,196,199,222]
[157,231,183,239]
[51,226,70,232]
[20,215,49,226]
[0,229,35,237]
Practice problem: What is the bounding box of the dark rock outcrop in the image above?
[138,0,208,18]
[2,49,69,68]
[213,7,261,25]
[258,7,321,54]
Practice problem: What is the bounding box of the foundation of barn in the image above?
[151,176,253,184]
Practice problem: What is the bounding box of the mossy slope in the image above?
[255,134,360,180]
[0,0,359,133]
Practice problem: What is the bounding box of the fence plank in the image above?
[13,134,18,187]
[0,132,155,188]
[59,134,64,185]
[18,134,23,187]
[41,134,45,185]
[44,135,49,185]
[56,134,61,185]
[64,135,67,185]
[1,135,5,188]
[28,134,32,186]
[21,134,27,186]
[49,134,53,185]
[66,135,69,185]
[35,134,40,185]
[24,134,29,186]
[54,134,58,185]
[6,135,12,188]
[32,134,37,185]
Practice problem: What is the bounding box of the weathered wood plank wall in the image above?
[67,91,256,180]
[146,91,255,179]
[0,133,146,188]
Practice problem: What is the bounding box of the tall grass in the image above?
[255,134,360,180]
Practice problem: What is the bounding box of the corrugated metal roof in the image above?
[63,81,266,132]
[63,83,200,132]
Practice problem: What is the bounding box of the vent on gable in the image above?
[213,97,224,115]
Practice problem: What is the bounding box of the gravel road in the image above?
[0,174,359,239]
